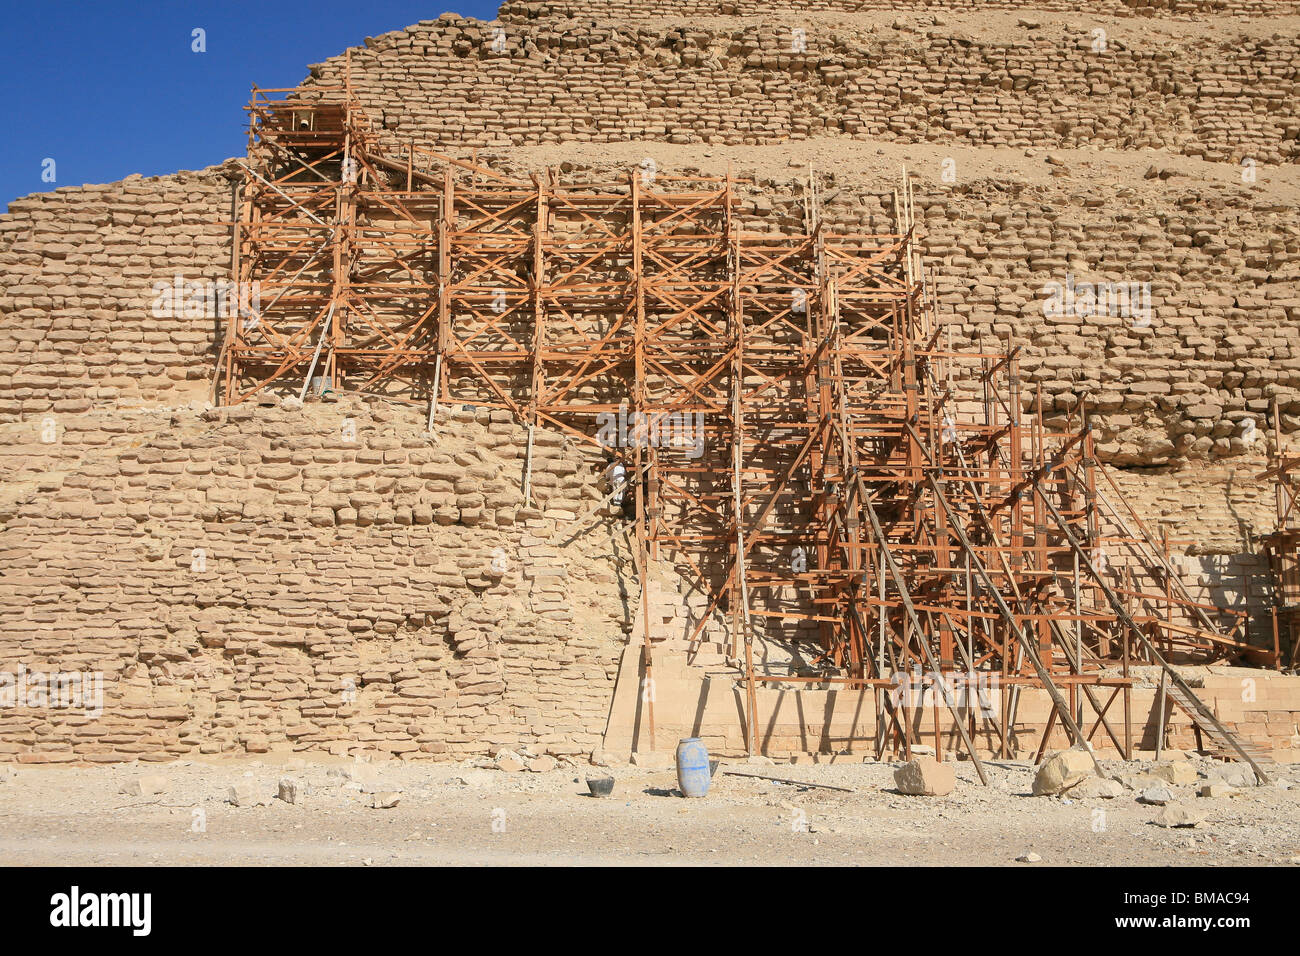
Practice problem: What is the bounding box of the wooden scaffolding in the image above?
[212,84,1276,781]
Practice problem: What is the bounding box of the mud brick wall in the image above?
[0,399,627,764]
[311,17,1300,164]
[0,168,232,422]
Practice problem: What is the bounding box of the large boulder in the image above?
[1032,749,1095,796]
[894,757,956,796]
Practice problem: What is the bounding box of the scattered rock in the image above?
[119,774,169,797]
[1074,776,1124,799]
[746,755,776,766]
[1156,802,1207,828]
[894,757,955,796]
[1032,749,1094,796]
[1017,852,1042,863]
[1151,762,1198,786]
[1197,782,1235,799]
[369,791,401,809]
[1117,772,1160,790]
[1140,786,1175,806]
[277,777,307,804]
[326,764,379,784]
[527,755,557,773]
[495,751,526,773]
[226,781,266,807]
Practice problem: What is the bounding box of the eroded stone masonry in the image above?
[1,0,1298,764]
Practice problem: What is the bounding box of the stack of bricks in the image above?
[0,398,627,763]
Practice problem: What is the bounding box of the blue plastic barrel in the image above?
[676,737,711,798]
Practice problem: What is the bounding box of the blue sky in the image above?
[0,0,500,208]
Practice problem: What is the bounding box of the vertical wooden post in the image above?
[630,169,654,752]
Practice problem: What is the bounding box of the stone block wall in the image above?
[502,0,1300,19]
[0,168,232,421]
[0,399,628,763]
[605,662,1300,760]
[310,16,1299,163]
[1,0,1296,765]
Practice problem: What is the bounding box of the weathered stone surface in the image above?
[1151,762,1198,786]
[495,750,526,773]
[119,774,168,797]
[894,757,956,797]
[1198,782,1236,798]
[277,777,306,804]
[0,400,622,766]
[226,781,265,807]
[1032,749,1094,796]
[1156,802,1208,827]
[1074,776,1124,800]
[1141,786,1176,806]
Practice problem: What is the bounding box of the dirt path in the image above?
[1,755,1297,866]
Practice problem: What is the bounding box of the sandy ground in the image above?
[1,754,1297,866]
